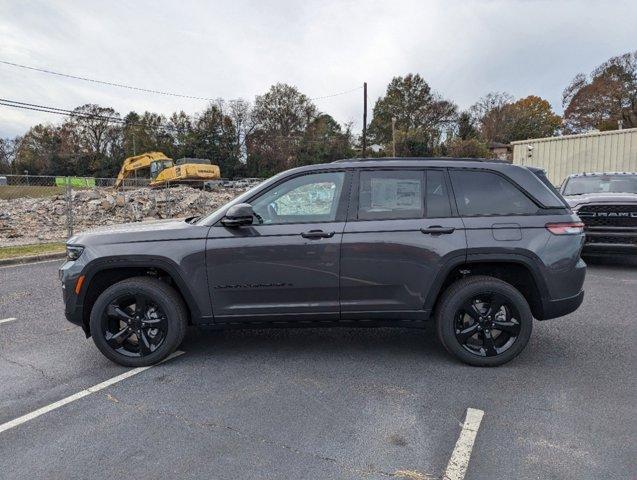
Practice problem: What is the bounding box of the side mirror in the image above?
[221,203,254,227]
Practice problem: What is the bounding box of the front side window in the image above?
[450,170,539,216]
[358,170,424,220]
[252,171,345,224]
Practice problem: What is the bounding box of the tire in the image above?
[89,277,188,367]
[435,275,533,367]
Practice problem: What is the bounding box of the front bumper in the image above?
[59,259,89,334]
[582,228,637,255]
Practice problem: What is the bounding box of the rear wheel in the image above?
[89,277,187,367]
[435,276,532,367]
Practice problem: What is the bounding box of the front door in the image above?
[207,170,350,323]
[340,168,467,319]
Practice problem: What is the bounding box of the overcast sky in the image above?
[1,0,636,137]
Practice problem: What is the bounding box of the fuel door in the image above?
[491,223,522,241]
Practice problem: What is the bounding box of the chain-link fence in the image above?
[0,174,258,247]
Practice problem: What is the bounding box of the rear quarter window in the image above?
[450,170,540,216]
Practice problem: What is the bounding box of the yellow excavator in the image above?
[114,152,221,189]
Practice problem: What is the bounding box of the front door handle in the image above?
[301,230,335,239]
[420,226,455,235]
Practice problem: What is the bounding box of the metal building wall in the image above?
[511,128,637,185]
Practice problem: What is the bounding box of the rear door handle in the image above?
[301,230,335,239]
[420,226,455,235]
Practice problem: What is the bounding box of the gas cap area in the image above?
[491,223,522,241]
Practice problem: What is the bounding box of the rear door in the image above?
[340,168,466,319]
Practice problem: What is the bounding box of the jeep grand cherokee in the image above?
[60,158,586,367]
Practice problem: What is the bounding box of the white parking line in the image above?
[443,407,485,480]
[0,350,184,435]
[0,317,17,325]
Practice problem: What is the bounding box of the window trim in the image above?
[425,168,455,219]
[448,167,545,218]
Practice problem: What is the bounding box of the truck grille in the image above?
[587,235,637,245]
[577,204,637,228]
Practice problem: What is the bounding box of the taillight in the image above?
[545,222,584,235]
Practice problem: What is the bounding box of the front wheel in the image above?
[89,277,188,367]
[435,276,533,367]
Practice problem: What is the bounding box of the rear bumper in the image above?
[537,290,585,320]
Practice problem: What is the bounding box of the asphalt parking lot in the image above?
[0,258,635,479]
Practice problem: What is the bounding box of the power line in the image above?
[309,86,363,101]
[0,60,218,101]
[0,98,184,135]
[0,98,123,121]
[0,59,362,102]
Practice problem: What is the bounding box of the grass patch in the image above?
[0,242,65,260]
[0,185,66,200]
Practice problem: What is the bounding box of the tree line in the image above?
[1,50,634,178]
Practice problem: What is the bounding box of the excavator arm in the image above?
[114,152,172,189]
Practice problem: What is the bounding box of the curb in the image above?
[0,251,66,267]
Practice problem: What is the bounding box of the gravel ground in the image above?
[0,258,635,479]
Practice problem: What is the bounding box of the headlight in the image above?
[66,245,84,261]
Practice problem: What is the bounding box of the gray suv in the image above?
[60,158,586,367]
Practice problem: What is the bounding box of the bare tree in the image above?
[67,104,121,156]
[0,137,19,173]
[470,92,514,143]
[216,98,256,163]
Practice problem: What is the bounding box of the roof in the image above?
[510,127,637,145]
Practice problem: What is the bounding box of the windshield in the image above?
[563,174,637,195]
[150,160,174,179]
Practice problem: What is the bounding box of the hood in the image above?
[68,218,209,245]
[564,192,637,209]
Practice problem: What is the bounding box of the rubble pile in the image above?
[0,185,247,245]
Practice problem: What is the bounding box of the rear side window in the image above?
[358,170,424,220]
[450,170,539,216]
[426,170,452,218]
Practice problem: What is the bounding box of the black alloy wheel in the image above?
[454,292,521,357]
[103,293,168,357]
[436,275,533,367]
[90,277,187,367]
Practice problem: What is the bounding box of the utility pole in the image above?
[362,82,367,157]
[391,117,397,157]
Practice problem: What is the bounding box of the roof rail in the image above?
[332,157,496,163]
